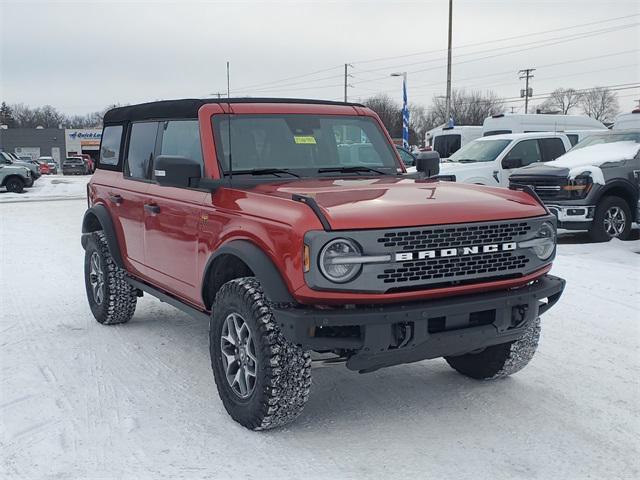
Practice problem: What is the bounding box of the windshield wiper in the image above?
[232,168,300,178]
[454,159,477,163]
[317,166,387,175]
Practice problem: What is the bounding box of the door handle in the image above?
[109,194,123,205]
[144,203,161,214]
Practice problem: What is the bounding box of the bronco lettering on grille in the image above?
[394,242,517,262]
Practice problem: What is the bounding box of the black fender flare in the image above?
[202,240,294,304]
[592,178,638,207]
[81,204,124,269]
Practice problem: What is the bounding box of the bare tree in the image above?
[539,88,582,114]
[408,103,431,144]
[579,87,619,123]
[427,89,504,126]
[363,94,401,136]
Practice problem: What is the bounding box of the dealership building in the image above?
[0,127,102,164]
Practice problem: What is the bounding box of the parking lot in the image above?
[1,197,638,479]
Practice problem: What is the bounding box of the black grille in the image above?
[377,222,531,251]
[510,176,569,200]
[377,251,530,285]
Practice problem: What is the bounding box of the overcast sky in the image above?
[1,0,639,115]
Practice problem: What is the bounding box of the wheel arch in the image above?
[202,240,294,309]
[81,204,124,268]
[595,180,638,215]
[1,174,26,187]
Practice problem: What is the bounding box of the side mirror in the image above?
[416,151,440,177]
[154,155,202,188]
[502,157,522,169]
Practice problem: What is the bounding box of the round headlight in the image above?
[532,222,556,260]
[319,238,362,283]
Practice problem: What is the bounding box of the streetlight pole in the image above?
[445,0,453,122]
[391,72,409,148]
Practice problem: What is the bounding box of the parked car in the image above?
[408,132,572,186]
[38,156,58,174]
[62,157,88,175]
[510,130,640,241]
[0,161,32,193]
[38,162,52,175]
[80,98,565,430]
[1,151,41,180]
[426,125,483,158]
[482,113,606,137]
[613,109,640,130]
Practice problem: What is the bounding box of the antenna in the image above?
[227,113,233,181]
[226,61,230,98]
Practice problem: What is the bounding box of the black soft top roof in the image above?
[103,98,365,124]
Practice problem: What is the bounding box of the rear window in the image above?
[433,134,461,158]
[539,138,566,161]
[484,130,512,136]
[99,126,123,167]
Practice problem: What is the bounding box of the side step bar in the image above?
[126,277,210,322]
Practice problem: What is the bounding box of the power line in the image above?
[355,23,639,85]
[232,64,343,93]
[350,13,640,65]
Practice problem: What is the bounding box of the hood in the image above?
[244,177,546,230]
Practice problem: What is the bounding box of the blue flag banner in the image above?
[402,79,409,148]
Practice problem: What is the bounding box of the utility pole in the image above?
[445,0,453,122]
[344,64,353,102]
[518,68,535,114]
[226,61,230,98]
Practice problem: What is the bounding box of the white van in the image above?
[426,125,482,158]
[436,132,572,187]
[613,109,640,130]
[482,113,606,137]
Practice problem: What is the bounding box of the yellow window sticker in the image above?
[294,136,317,144]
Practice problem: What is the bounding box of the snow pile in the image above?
[0,174,90,203]
[547,141,640,185]
[1,199,639,479]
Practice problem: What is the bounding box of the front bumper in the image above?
[547,203,595,230]
[273,274,565,372]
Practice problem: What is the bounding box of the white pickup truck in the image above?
[430,133,573,187]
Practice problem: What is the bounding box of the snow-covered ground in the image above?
[0,174,90,203]
[1,198,639,480]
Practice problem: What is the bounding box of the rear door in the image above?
[143,119,207,304]
[116,122,158,274]
[539,137,567,162]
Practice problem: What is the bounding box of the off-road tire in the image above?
[84,231,137,325]
[589,196,632,242]
[5,177,25,193]
[445,317,541,380]
[210,277,311,430]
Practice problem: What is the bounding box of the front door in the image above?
[142,120,207,304]
[499,139,542,187]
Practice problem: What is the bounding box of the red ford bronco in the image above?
[81,98,565,430]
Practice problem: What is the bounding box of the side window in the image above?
[505,139,541,166]
[397,147,415,167]
[99,126,123,167]
[567,134,579,147]
[539,138,567,161]
[160,120,203,173]
[126,122,159,180]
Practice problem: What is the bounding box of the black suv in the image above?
[511,130,640,241]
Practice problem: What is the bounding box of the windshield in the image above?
[448,139,511,163]
[212,114,399,177]
[571,132,640,151]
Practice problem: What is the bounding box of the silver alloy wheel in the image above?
[220,313,258,398]
[603,206,626,237]
[89,252,105,305]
